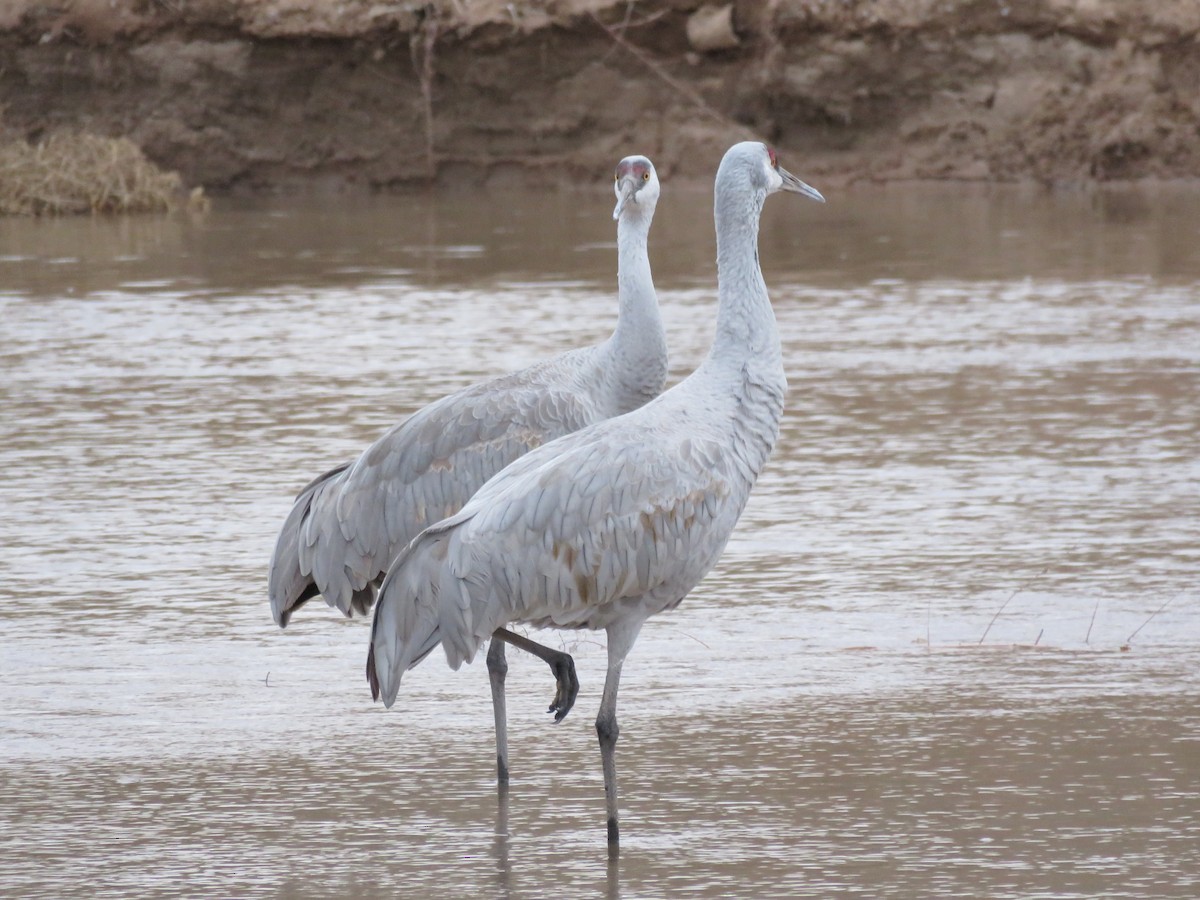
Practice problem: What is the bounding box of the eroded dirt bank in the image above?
[2,0,1198,193]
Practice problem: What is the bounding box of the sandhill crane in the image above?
[367,142,824,850]
[269,156,668,779]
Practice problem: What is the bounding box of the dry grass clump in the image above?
[0,132,184,216]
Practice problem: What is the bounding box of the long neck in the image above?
[703,175,787,482]
[603,209,667,405]
[708,183,781,372]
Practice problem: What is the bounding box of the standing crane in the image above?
[367,142,824,850]
[269,156,668,780]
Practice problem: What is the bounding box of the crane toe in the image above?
[548,653,580,723]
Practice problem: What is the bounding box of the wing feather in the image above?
[367,342,733,702]
[271,360,600,620]
[375,419,740,675]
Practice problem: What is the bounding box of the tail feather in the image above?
[268,490,321,627]
[267,461,352,627]
[367,533,448,707]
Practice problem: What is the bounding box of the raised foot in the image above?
[548,653,580,723]
[490,628,580,723]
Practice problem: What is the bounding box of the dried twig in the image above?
[926,596,932,651]
[588,10,751,134]
[600,1,671,62]
[1084,598,1100,644]
[1126,593,1180,645]
[978,565,1049,645]
[675,628,712,651]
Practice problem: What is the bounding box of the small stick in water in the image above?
[979,566,1049,645]
[926,597,932,651]
[1126,593,1180,645]
[1085,599,1100,645]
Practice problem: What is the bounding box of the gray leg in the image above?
[493,627,580,722]
[606,853,620,900]
[596,617,645,855]
[486,637,509,785]
[597,696,621,850]
[492,774,512,891]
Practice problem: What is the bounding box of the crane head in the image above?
[613,155,660,220]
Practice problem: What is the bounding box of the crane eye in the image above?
[642,171,650,181]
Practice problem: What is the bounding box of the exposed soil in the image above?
[1,0,1198,193]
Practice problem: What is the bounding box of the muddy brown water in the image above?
[1,183,1198,898]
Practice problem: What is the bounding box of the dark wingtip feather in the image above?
[366,641,380,702]
[274,583,318,629]
[350,586,376,618]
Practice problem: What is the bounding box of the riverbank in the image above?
[2,0,1198,194]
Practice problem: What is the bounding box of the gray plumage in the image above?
[367,141,825,849]
[268,156,667,628]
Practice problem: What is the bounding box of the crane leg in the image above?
[596,617,644,856]
[486,637,510,785]
[493,627,579,722]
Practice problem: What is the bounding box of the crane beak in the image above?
[779,166,825,203]
[613,176,640,220]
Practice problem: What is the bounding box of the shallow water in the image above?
[1,182,1198,898]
